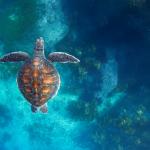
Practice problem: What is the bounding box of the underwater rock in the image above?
[98,92,126,116]
[67,100,97,121]
[95,49,125,117]
[36,0,68,48]
[0,0,68,52]
[87,93,150,149]
[96,49,118,102]
[84,57,101,71]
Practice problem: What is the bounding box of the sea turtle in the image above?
[0,37,80,113]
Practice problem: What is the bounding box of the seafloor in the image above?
[0,0,150,150]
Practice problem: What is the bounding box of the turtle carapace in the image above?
[0,37,80,113]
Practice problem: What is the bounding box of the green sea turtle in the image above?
[0,37,80,113]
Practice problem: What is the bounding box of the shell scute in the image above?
[17,58,60,107]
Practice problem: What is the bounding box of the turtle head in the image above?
[35,37,44,51]
[34,37,45,57]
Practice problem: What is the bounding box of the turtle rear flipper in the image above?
[40,103,48,113]
[0,51,30,62]
[48,52,80,63]
[31,105,38,113]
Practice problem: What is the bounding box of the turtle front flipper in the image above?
[48,52,80,63]
[0,51,30,62]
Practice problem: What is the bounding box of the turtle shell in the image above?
[17,57,60,107]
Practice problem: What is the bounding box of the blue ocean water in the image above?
[0,0,150,150]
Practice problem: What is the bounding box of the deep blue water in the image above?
[0,0,150,150]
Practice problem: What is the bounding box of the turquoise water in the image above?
[0,0,150,150]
